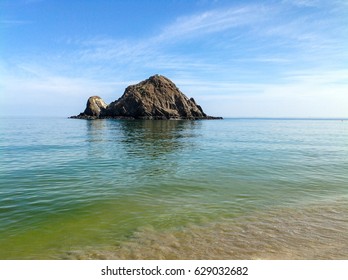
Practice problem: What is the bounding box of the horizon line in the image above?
[0,115,347,120]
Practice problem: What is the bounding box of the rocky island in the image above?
[70,75,222,120]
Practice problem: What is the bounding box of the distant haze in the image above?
[1,0,347,118]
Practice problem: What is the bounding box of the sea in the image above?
[0,117,347,260]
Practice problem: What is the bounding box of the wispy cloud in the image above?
[75,0,346,73]
[0,63,127,102]
[0,62,129,116]
[157,4,270,40]
[24,0,44,4]
[186,76,348,118]
[76,4,271,63]
[0,19,32,27]
[282,0,321,7]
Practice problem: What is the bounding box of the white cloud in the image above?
[0,19,32,27]
[0,63,131,116]
[283,69,348,84]
[196,82,348,118]
[157,5,270,40]
[74,0,346,78]
[282,0,321,7]
[76,4,271,63]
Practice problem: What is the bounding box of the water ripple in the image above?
[0,118,347,259]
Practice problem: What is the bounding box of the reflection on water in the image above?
[85,119,200,158]
[117,120,200,158]
[84,119,201,178]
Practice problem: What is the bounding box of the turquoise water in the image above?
[0,117,347,259]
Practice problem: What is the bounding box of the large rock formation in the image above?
[71,75,221,120]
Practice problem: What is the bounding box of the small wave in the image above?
[62,199,348,260]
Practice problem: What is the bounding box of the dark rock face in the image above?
[104,75,209,119]
[71,75,221,120]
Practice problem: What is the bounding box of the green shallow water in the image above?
[0,117,347,259]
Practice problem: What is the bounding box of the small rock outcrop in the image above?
[71,75,221,120]
[82,96,108,118]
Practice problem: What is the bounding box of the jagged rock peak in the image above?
[105,74,206,119]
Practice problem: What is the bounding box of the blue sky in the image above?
[1,0,347,117]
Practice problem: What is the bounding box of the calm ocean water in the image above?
[0,117,347,259]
